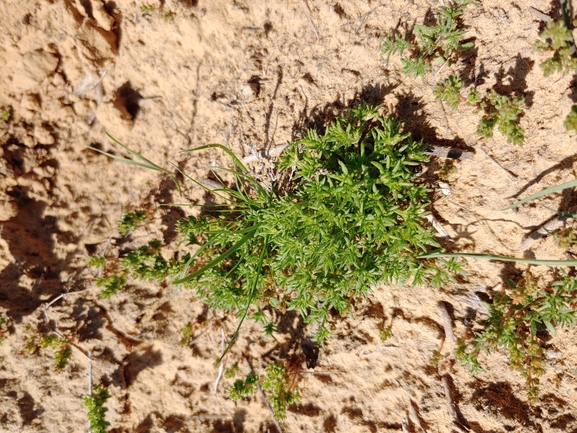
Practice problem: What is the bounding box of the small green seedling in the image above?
[23,327,73,371]
[554,226,577,248]
[1,110,10,121]
[434,75,525,145]
[227,371,259,400]
[382,0,476,80]
[564,105,577,133]
[379,325,393,341]
[227,361,301,421]
[118,209,149,235]
[179,322,194,346]
[535,18,577,134]
[225,362,239,379]
[476,90,525,146]
[438,160,458,180]
[88,210,190,299]
[262,362,302,421]
[139,3,175,20]
[83,385,111,433]
[456,272,577,400]
[140,4,156,15]
[434,75,464,110]
[535,19,577,77]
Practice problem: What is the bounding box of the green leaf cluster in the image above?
[536,20,577,77]
[226,362,301,421]
[227,371,259,400]
[90,240,187,298]
[381,0,476,79]
[23,328,73,372]
[434,75,526,145]
[262,362,301,421]
[434,75,464,110]
[477,90,525,145]
[118,209,148,235]
[83,385,111,433]
[100,107,460,347]
[456,273,577,400]
[96,108,461,385]
[564,105,577,133]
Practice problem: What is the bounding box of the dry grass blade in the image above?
[421,252,577,266]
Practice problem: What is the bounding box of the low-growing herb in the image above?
[477,90,525,146]
[433,75,526,145]
[262,361,301,421]
[535,19,577,77]
[99,105,461,352]
[118,209,149,235]
[23,327,73,371]
[227,371,259,400]
[456,272,577,400]
[382,0,476,80]
[83,385,111,433]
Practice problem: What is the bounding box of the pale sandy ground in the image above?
[1,0,577,432]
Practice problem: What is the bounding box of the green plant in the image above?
[96,106,461,356]
[139,3,175,20]
[227,362,301,421]
[23,327,73,371]
[434,75,464,110]
[227,370,259,400]
[554,226,577,248]
[379,325,393,341]
[476,90,525,146]
[438,160,458,180]
[434,75,526,145]
[140,4,156,15]
[225,362,239,378]
[535,19,577,77]
[89,240,186,298]
[381,0,476,79]
[456,272,577,400]
[179,322,194,346]
[1,110,10,121]
[535,17,577,134]
[564,105,577,132]
[118,209,149,235]
[262,362,301,421]
[83,385,111,433]
[182,106,461,344]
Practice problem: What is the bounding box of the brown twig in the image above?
[528,7,551,22]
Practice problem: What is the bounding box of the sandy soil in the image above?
[2,0,577,432]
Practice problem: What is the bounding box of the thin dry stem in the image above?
[437,301,456,345]
[300,0,319,39]
[408,399,428,432]
[213,329,226,406]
